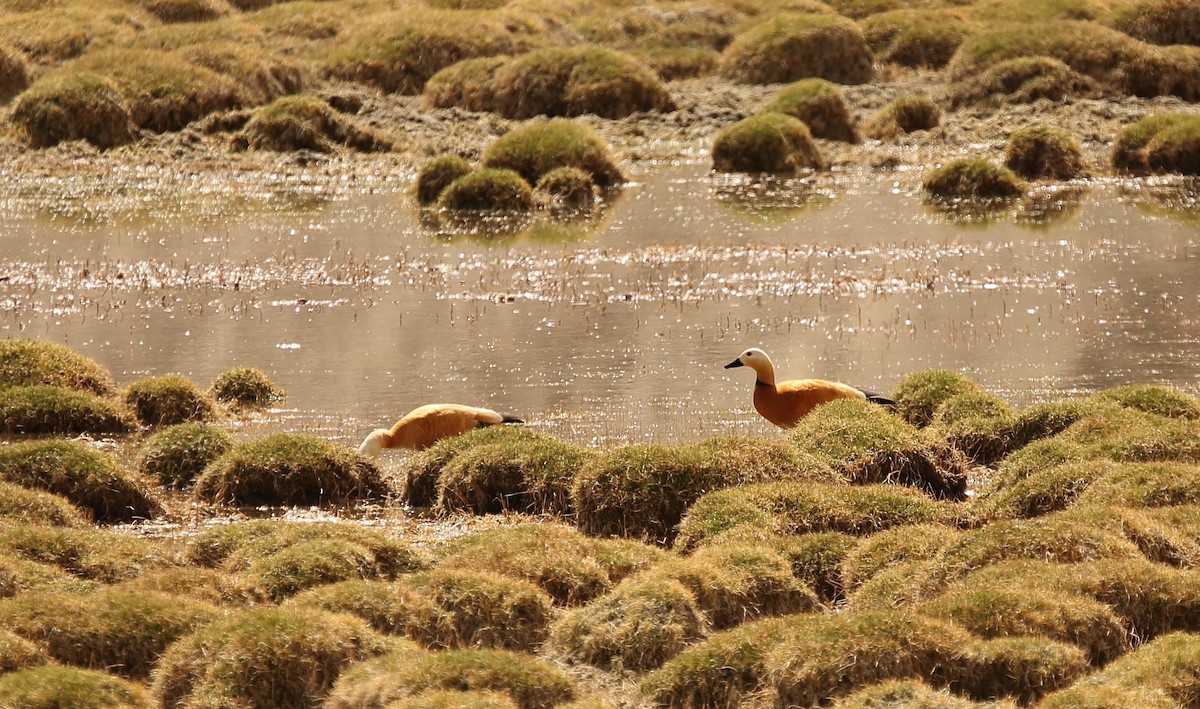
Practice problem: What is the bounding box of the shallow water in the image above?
[1,161,1198,449]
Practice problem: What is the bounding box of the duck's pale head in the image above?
[357,429,389,457]
[725,347,770,369]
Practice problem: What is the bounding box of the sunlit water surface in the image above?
[2,162,1198,456]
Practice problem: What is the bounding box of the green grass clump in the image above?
[572,436,837,544]
[789,399,968,499]
[928,391,1021,465]
[139,0,227,23]
[482,118,623,188]
[322,10,516,94]
[287,579,444,642]
[0,665,152,709]
[769,532,859,603]
[0,339,116,395]
[430,47,675,120]
[719,12,874,85]
[234,94,393,153]
[950,55,1097,108]
[1094,383,1200,419]
[841,523,959,591]
[923,159,1026,199]
[1040,631,1200,708]
[0,588,218,678]
[326,646,576,709]
[193,433,386,506]
[549,576,708,671]
[0,44,28,103]
[138,422,234,488]
[8,71,136,148]
[116,566,258,606]
[0,481,87,527]
[438,169,534,211]
[387,690,520,709]
[124,374,217,427]
[400,569,554,651]
[676,481,952,550]
[958,636,1088,705]
[0,385,135,435]
[0,553,97,598]
[1109,0,1200,46]
[762,78,857,143]
[401,427,550,507]
[535,167,597,209]
[152,605,391,709]
[0,629,45,675]
[1077,462,1200,509]
[0,439,158,523]
[436,432,591,516]
[830,679,1008,708]
[436,522,666,605]
[1004,125,1086,180]
[417,155,474,206]
[713,112,826,175]
[178,39,310,105]
[860,9,973,68]
[0,525,175,584]
[862,94,941,140]
[891,369,985,427]
[970,460,1108,521]
[208,366,285,409]
[241,538,392,601]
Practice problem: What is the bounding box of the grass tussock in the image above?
[326,645,576,709]
[720,12,874,85]
[923,158,1026,199]
[417,155,474,206]
[483,118,623,188]
[929,391,1022,465]
[438,168,534,212]
[841,523,959,591]
[208,366,285,409]
[1109,0,1200,46]
[138,422,234,488]
[892,369,985,427]
[400,426,549,508]
[863,94,941,141]
[400,569,554,651]
[1094,383,1200,419]
[116,566,258,607]
[861,9,973,69]
[287,579,444,642]
[549,576,708,671]
[0,339,116,395]
[137,0,228,23]
[0,439,159,523]
[762,78,857,143]
[0,481,87,527]
[1040,631,1200,708]
[950,55,1098,110]
[123,374,217,427]
[1004,125,1086,180]
[0,525,176,584]
[2,72,128,148]
[193,433,387,506]
[572,436,838,544]
[970,460,1109,521]
[0,5,145,65]
[0,385,135,436]
[676,481,952,551]
[770,532,859,603]
[535,166,597,209]
[0,44,28,103]
[958,636,1089,705]
[0,588,218,678]
[0,628,46,674]
[831,679,1010,708]
[178,40,309,105]
[234,94,393,153]
[789,398,968,499]
[712,112,827,174]
[388,690,520,709]
[0,665,153,709]
[436,522,666,605]
[152,605,392,709]
[1114,113,1200,175]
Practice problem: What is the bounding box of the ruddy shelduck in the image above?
[724,348,894,428]
[357,403,523,456]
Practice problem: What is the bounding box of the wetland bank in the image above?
[2,0,1200,706]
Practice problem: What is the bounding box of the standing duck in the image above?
[724,348,893,428]
[357,403,523,456]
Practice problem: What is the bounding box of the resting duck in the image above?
[724,348,894,428]
[357,403,523,456]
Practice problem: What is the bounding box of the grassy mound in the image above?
[178,39,310,105]
[1113,113,1200,175]
[0,45,28,103]
[138,0,227,23]
[829,679,1008,708]
[209,366,284,410]
[400,427,550,507]
[400,569,554,651]
[712,113,826,174]
[288,580,444,643]
[959,636,1088,704]
[0,340,116,395]
[482,119,623,188]
[193,433,386,506]
[152,605,391,708]
[841,523,959,591]
[923,159,1026,199]
[719,12,874,85]
[762,78,857,143]
[1109,0,1200,46]
[0,525,176,584]
[0,481,87,527]
[860,9,972,69]
[535,167,597,209]
[438,169,534,212]
[770,532,859,603]
[240,537,396,601]
[946,20,1200,101]
[970,460,1108,521]
[138,422,234,488]
[789,399,968,499]
[0,439,158,523]
[550,576,708,671]
[1094,384,1200,419]
[234,95,393,153]
[124,374,217,427]
[322,10,516,94]
[928,391,1022,465]
[0,628,46,674]
[0,588,218,678]
[435,522,666,605]
[948,55,1097,108]
[0,665,152,709]
[1005,125,1086,180]
[892,370,985,427]
[862,94,941,140]
[116,566,258,607]
[0,385,135,436]
[429,47,675,120]
[572,436,838,544]
[675,481,952,550]
[387,690,520,709]
[326,646,576,709]
[417,155,474,206]
[9,71,136,148]
[1041,631,1200,708]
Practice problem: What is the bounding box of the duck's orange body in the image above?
[725,348,890,428]
[357,404,523,456]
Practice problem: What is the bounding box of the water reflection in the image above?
[0,162,1197,450]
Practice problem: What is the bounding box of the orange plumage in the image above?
[357,403,522,456]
